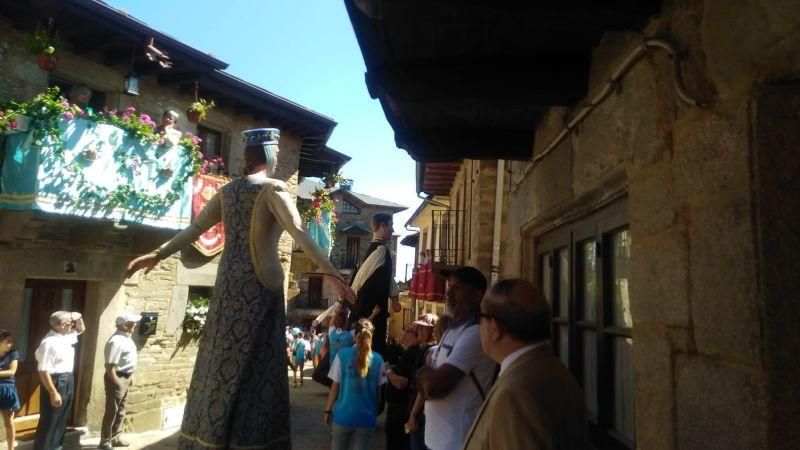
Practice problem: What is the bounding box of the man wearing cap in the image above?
[33,310,85,450]
[98,311,141,450]
[464,279,586,450]
[125,128,354,450]
[417,267,497,450]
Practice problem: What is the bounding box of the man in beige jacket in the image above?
[463,279,587,450]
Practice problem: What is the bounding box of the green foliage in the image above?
[26,24,58,55]
[322,171,346,186]
[187,98,216,120]
[181,296,210,338]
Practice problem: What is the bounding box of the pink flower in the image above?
[60,100,69,108]
[197,152,204,159]
[139,114,151,123]
[9,121,17,129]
[124,106,136,113]
[0,110,4,116]
[98,111,104,116]
[63,112,75,120]
[184,131,193,137]
[199,166,206,174]
[157,138,165,145]
[108,110,117,117]
[191,136,201,145]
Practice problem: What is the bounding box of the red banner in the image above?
[191,174,229,256]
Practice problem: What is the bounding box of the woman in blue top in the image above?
[324,318,386,450]
[0,330,20,450]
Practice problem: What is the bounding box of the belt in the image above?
[50,372,72,378]
[116,371,133,378]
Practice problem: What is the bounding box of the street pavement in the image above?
[71,367,387,450]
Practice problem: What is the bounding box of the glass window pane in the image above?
[61,289,73,310]
[581,241,597,322]
[613,337,636,442]
[611,230,633,328]
[558,248,569,318]
[582,330,598,418]
[541,254,552,307]
[558,325,569,366]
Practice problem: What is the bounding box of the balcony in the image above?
[0,117,199,230]
[431,209,465,266]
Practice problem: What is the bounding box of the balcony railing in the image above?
[431,209,465,266]
[0,118,196,229]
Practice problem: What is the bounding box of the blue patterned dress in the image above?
[178,179,290,449]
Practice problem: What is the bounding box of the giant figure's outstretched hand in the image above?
[124,253,161,279]
[324,274,356,305]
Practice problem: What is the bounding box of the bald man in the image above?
[463,279,587,450]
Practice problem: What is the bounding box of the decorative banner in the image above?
[191,174,228,256]
[0,118,193,229]
[308,209,333,257]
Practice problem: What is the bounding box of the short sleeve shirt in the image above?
[293,339,307,361]
[0,350,19,385]
[424,320,497,450]
[35,330,79,374]
[328,327,355,365]
[328,347,387,427]
[104,331,138,374]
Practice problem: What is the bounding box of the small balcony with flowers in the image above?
[0,87,209,237]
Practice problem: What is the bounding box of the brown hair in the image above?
[353,318,375,378]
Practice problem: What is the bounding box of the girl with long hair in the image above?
[324,318,386,450]
[0,330,20,450]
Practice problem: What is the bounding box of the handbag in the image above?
[312,348,332,387]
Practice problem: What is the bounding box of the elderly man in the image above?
[33,311,85,450]
[463,279,586,450]
[418,267,496,450]
[99,311,141,450]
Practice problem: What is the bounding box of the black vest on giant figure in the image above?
[350,239,393,355]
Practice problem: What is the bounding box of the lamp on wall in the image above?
[123,47,139,96]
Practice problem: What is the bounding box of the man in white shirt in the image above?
[417,267,497,450]
[33,310,85,450]
[464,279,586,450]
[99,311,141,450]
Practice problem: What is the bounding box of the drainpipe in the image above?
[490,159,505,286]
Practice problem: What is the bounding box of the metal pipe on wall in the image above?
[490,159,505,285]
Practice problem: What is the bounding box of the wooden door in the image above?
[15,280,85,435]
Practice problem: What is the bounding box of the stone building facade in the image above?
[347,0,800,448]
[0,3,339,443]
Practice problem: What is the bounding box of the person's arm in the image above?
[125,193,223,278]
[105,364,121,386]
[38,370,62,407]
[324,381,340,427]
[389,279,401,313]
[368,305,382,322]
[264,182,355,304]
[405,392,425,432]
[72,312,85,335]
[417,363,466,399]
[0,359,17,378]
[385,363,409,390]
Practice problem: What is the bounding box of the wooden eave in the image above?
[344,0,663,164]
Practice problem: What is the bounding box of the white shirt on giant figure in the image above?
[35,330,79,374]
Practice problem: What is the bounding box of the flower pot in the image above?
[81,148,100,162]
[13,115,31,133]
[36,53,57,71]
[187,110,201,124]
[324,180,336,188]
[159,168,175,178]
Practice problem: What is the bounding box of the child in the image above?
[0,330,19,450]
[325,318,386,450]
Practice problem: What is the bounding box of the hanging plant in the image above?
[322,171,346,188]
[300,188,339,244]
[0,109,19,134]
[187,98,215,124]
[26,24,59,71]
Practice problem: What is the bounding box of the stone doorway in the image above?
[15,279,86,439]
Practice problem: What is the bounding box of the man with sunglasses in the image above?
[463,279,586,450]
[417,267,496,450]
[33,311,85,450]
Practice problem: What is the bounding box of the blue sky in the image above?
[106,0,421,278]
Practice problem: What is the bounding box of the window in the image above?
[535,198,633,449]
[344,236,360,269]
[197,125,225,171]
[341,200,360,214]
[307,274,324,309]
[49,78,106,112]
[431,209,465,265]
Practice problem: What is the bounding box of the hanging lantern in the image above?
[123,71,139,96]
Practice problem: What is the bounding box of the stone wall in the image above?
[497,1,800,448]
[0,17,306,440]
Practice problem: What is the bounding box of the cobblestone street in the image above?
[72,368,387,450]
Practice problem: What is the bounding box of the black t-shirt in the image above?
[0,350,19,385]
[385,345,421,404]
